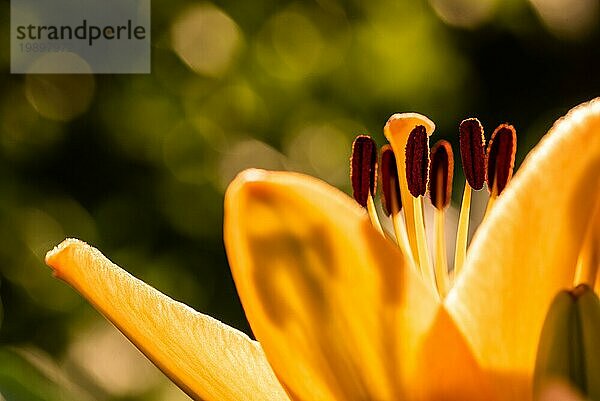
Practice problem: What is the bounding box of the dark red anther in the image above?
[350,135,378,207]
[380,145,401,216]
[459,118,486,190]
[405,125,429,197]
[429,140,454,210]
[486,124,517,196]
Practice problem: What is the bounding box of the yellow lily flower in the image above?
[45,98,600,401]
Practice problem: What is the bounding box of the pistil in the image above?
[429,140,453,297]
[351,135,384,234]
[454,118,486,277]
[384,113,436,268]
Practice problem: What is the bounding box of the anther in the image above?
[459,118,486,190]
[454,118,485,279]
[405,125,429,197]
[380,145,401,216]
[486,124,517,196]
[351,135,378,207]
[429,140,454,210]
[351,135,384,235]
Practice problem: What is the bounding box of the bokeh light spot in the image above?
[68,320,163,396]
[218,139,287,190]
[429,0,497,28]
[3,208,82,312]
[529,0,599,39]
[171,4,243,77]
[285,123,351,186]
[256,7,326,81]
[1,85,63,158]
[17,208,64,258]
[25,62,94,122]
[347,1,467,109]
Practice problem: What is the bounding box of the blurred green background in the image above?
[0,0,599,399]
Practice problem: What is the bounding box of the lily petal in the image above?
[225,169,492,401]
[45,239,290,401]
[447,98,600,399]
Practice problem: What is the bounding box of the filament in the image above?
[367,194,385,235]
[413,196,436,293]
[390,179,415,268]
[434,208,450,297]
[454,184,472,278]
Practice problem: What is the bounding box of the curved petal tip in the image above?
[231,168,270,185]
[45,238,87,279]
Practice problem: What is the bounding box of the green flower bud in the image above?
[534,284,600,399]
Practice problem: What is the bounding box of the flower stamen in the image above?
[429,140,453,297]
[351,135,384,234]
[405,126,435,293]
[454,118,486,277]
[484,124,517,215]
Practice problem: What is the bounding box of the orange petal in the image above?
[225,169,493,401]
[447,98,600,399]
[45,239,289,401]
